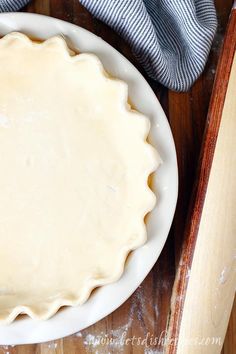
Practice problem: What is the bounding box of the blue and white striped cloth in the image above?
[0,0,28,12]
[0,0,217,91]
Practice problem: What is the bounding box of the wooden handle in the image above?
[166,4,236,354]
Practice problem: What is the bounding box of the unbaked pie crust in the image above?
[0,32,159,324]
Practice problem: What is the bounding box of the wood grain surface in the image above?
[166,5,236,353]
[0,0,234,353]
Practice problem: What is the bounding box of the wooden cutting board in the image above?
[166,4,236,354]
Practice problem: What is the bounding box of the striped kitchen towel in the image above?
[0,0,217,91]
[81,0,217,91]
[0,0,29,11]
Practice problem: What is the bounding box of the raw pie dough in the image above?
[0,32,159,324]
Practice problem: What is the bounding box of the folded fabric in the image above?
[0,0,29,11]
[0,0,217,91]
[81,0,217,91]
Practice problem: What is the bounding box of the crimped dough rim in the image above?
[0,33,160,324]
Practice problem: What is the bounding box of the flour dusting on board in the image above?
[0,347,11,354]
[144,349,163,354]
[74,285,162,352]
[47,342,58,349]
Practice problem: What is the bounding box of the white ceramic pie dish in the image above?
[0,13,178,345]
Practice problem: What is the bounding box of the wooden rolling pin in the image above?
[165,3,236,354]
